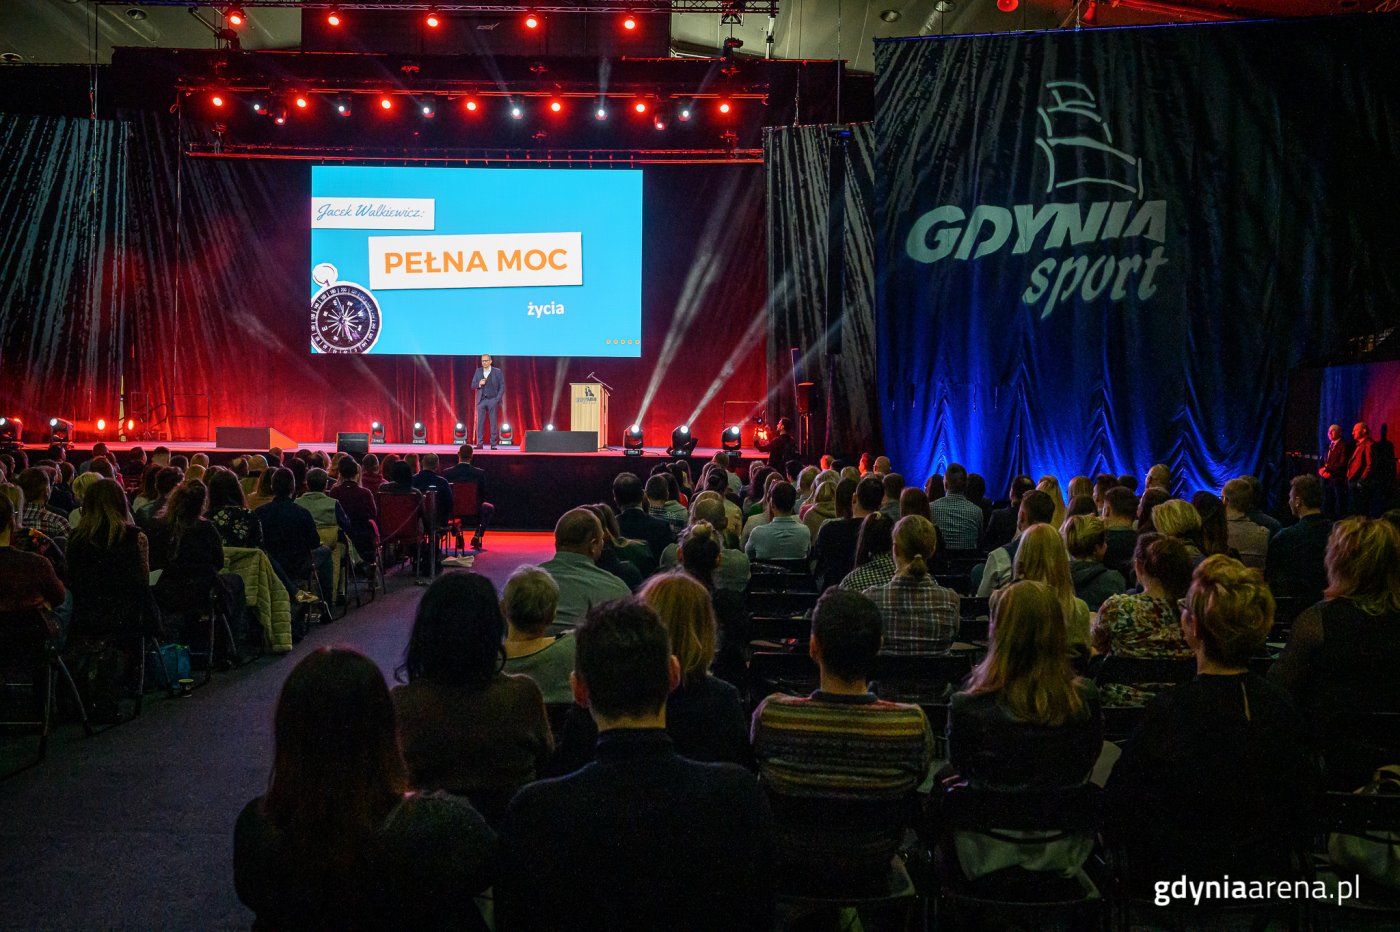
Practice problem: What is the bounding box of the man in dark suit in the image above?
[1266,474,1332,605]
[497,598,776,931]
[1318,423,1350,518]
[980,475,1035,552]
[442,444,496,550]
[410,452,454,529]
[766,416,797,470]
[472,353,504,448]
[613,472,673,562]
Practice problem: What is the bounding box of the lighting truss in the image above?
[96,1,780,13]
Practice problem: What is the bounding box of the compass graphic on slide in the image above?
[310,262,382,354]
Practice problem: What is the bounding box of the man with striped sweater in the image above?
[751,587,934,896]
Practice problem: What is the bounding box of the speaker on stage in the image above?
[337,432,370,457]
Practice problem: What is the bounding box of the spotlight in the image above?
[722,425,742,453]
[370,420,386,444]
[510,104,524,120]
[334,98,352,117]
[273,107,287,125]
[997,0,1018,9]
[622,13,638,30]
[500,422,514,444]
[669,425,697,458]
[251,96,267,115]
[48,416,73,446]
[224,5,245,27]
[624,424,644,456]
[718,100,732,114]
[120,417,137,441]
[380,96,394,111]
[524,11,540,29]
[294,95,309,109]
[677,101,692,122]
[653,113,667,131]
[425,7,441,28]
[210,94,225,108]
[412,421,428,444]
[633,100,648,114]
[464,98,479,112]
[549,99,563,113]
[0,416,22,446]
[595,106,608,121]
[326,7,342,26]
[420,102,436,118]
[95,418,108,433]
[453,421,468,444]
[752,419,771,452]
[545,423,555,431]
[722,35,743,61]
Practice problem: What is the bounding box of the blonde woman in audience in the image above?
[502,565,574,704]
[840,465,861,484]
[68,470,101,524]
[1150,498,1205,566]
[1067,475,1093,501]
[1037,475,1067,529]
[185,464,207,484]
[800,479,837,537]
[794,465,820,508]
[242,454,269,497]
[863,515,959,655]
[1012,522,1090,650]
[246,466,277,511]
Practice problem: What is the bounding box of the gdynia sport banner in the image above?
[309,166,643,357]
[873,17,1400,493]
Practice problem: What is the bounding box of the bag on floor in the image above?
[145,643,191,690]
[1328,763,1400,891]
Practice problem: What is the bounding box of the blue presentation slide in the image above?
[309,166,642,357]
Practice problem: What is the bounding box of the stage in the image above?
[26,441,760,531]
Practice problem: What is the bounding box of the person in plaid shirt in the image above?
[16,467,72,540]
[863,515,959,654]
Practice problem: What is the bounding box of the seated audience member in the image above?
[297,468,351,535]
[659,494,751,591]
[502,566,574,705]
[17,468,72,540]
[410,453,454,529]
[931,463,985,551]
[328,457,379,560]
[256,468,330,591]
[1150,498,1206,566]
[946,580,1103,886]
[441,444,496,549]
[1243,476,1282,537]
[1136,487,1170,534]
[120,448,146,486]
[498,599,776,931]
[1067,475,1093,501]
[801,479,837,538]
[899,485,931,521]
[1265,474,1332,604]
[879,473,906,520]
[924,473,946,502]
[49,462,78,513]
[1107,556,1318,882]
[1091,474,1118,513]
[646,473,687,531]
[1038,475,1068,530]
[1012,523,1091,651]
[1065,494,1097,521]
[677,520,751,688]
[0,492,66,617]
[740,472,784,547]
[1191,490,1236,558]
[134,466,182,530]
[148,479,247,649]
[1100,486,1140,579]
[744,481,811,561]
[977,490,1054,597]
[812,476,879,591]
[552,573,750,774]
[794,466,820,509]
[967,473,994,528]
[743,465,772,516]
[1144,463,1172,493]
[613,471,674,561]
[208,468,263,548]
[872,455,893,476]
[1271,517,1400,732]
[1222,478,1270,568]
[67,470,100,525]
[982,476,1036,552]
[65,479,162,641]
[1092,534,1194,704]
[581,503,643,590]
[1063,514,1127,612]
[752,588,933,895]
[839,511,896,591]
[863,515,959,655]
[235,648,495,931]
[245,464,277,512]
[393,573,552,825]
[539,508,632,629]
[359,453,385,493]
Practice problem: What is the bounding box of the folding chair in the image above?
[377,491,433,586]
[448,480,484,553]
[0,608,92,762]
[153,567,241,684]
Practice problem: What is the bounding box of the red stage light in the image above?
[95,418,107,432]
[326,9,342,27]
[295,96,309,109]
[524,13,540,29]
[425,8,441,28]
[718,100,732,114]
[997,0,1019,10]
[549,100,563,113]
[211,94,225,108]
[125,419,135,432]
[622,14,637,30]
[633,100,648,114]
[380,97,393,110]
[225,6,245,27]
[464,98,479,112]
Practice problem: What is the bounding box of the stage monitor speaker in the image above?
[337,432,370,457]
[215,426,296,450]
[523,430,598,453]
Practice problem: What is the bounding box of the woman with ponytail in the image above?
[860,515,960,655]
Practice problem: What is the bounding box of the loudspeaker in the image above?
[337,432,370,457]
[523,430,598,453]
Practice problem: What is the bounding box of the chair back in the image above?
[0,608,60,658]
[870,653,973,704]
[377,492,424,544]
[1094,654,1196,692]
[450,481,480,519]
[937,783,1104,840]
[153,564,221,615]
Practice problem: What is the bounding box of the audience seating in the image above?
[447,480,481,553]
[929,784,1106,931]
[748,561,818,594]
[0,609,92,762]
[377,491,436,584]
[1270,595,1315,642]
[1311,789,1400,924]
[152,568,241,685]
[1093,655,1196,699]
[745,590,820,619]
[748,651,973,709]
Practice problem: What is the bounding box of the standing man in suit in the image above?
[472,353,504,449]
[1318,423,1350,518]
[1348,421,1375,516]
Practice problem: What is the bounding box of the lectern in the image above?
[569,382,609,450]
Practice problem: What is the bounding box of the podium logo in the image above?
[528,301,565,318]
[904,80,1168,319]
